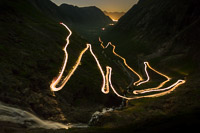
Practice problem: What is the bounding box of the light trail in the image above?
[102,28,105,31]
[133,62,171,94]
[107,66,185,100]
[51,22,185,101]
[105,66,110,94]
[135,80,186,94]
[98,39,143,85]
[98,38,185,97]
[88,44,108,94]
[100,38,172,93]
[51,43,108,93]
[136,62,150,86]
[50,23,108,93]
[99,37,105,49]
[109,42,143,85]
[57,45,89,90]
[50,22,72,92]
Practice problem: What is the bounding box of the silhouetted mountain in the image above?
[28,0,62,20]
[30,0,112,27]
[60,4,112,27]
[97,0,200,131]
[104,11,125,20]
[0,0,120,126]
[106,0,200,68]
[28,0,112,42]
[1,0,200,132]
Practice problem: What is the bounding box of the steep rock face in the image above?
[60,4,112,27]
[0,0,120,124]
[28,0,63,21]
[29,0,112,28]
[28,0,112,42]
[116,0,199,39]
[109,0,200,64]
[89,0,200,131]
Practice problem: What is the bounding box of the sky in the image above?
[50,0,139,12]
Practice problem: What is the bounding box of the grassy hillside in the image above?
[0,0,127,124]
[104,0,200,71]
[86,0,200,132]
[29,0,113,43]
[1,0,200,132]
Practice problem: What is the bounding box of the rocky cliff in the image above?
[0,0,120,125]
[107,0,200,67]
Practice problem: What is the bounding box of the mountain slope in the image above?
[60,4,112,27]
[1,0,200,132]
[29,0,112,28]
[0,0,122,125]
[28,0,113,42]
[106,0,200,67]
[92,0,200,132]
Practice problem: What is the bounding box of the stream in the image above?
[0,102,88,130]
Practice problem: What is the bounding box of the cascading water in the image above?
[0,102,88,129]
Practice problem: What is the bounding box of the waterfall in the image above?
[0,102,87,129]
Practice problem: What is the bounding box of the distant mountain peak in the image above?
[30,0,112,28]
[103,11,125,21]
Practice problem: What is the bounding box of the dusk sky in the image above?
[50,0,139,12]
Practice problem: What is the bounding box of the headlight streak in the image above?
[88,44,108,94]
[107,66,186,100]
[98,38,143,85]
[136,62,150,86]
[99,38,174,94]
[133,62,171,94]
[99,37,109,49]
[58,45,89,90]
[50,22,72,92]
[51,23,185,101]
[50,23,106,93]
[105,66,110,94]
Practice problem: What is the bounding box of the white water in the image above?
[0,102,88,129]
[89,108,114,125]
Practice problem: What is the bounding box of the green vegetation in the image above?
[0,0,200,132]
[0,0,125,124]
[104,0,200,75]
[90,0,200,132]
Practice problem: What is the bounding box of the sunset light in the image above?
[2,0,198,132]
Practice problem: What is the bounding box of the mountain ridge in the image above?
[105,0,200,69]
[59,3,112,27]
[0,0,121,125]
[28,0,113,42]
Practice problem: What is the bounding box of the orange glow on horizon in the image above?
[112,19,118,22]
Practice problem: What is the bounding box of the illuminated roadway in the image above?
[99,38,143,85]
[51,23,107,94]
[50,23,186,100]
